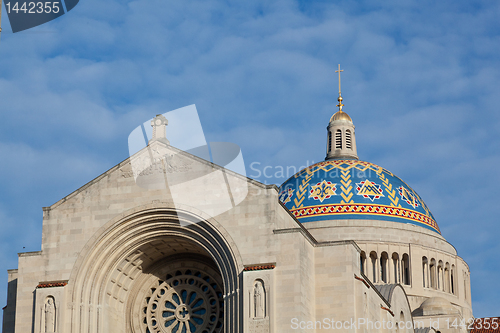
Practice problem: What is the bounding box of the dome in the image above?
[412,297,459,316]
[330,110,352,122]
[279,159,440,234]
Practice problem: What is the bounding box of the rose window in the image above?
[141,268,224,333]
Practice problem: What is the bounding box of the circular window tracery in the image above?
[140,266,224,333]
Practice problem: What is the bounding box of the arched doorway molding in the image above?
[67,201,243,333]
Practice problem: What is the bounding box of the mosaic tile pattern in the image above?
[279,160,440,233]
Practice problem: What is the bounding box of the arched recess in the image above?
[438,260,444,291]
[444,262,450,293]
[369,251,378,283]
[66,203,243,333]
[360,251,367,275]
[422,257,428,288]
[129,254,224,333]
[451,264,455,295]
[392,253,400,284]
[380,252,389,283]
[430,259,436,289]
[401,254,410,286]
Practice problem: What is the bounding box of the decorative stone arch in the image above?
[66,202,244,333]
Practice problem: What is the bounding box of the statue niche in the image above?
[253,280,266,319]
[43,296,56,333]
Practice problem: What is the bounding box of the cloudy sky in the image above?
[1,0,499,323]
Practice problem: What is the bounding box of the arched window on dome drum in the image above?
[438,260,444,291]
[464,271,468,301]
[380,252,388,283]
[402,254,410,285]
[360,251,366,275]
[445,263,450,293]
[467,273,471,303]
[346,129,352,149]
[451,265,455,295]
[392,253,400,284]
[328,131,332,152]
[370,251,378,283]
[430,259,436,289]
[422,257,428,288]
[335,129,342,149]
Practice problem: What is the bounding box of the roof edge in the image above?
[47,142,275,211]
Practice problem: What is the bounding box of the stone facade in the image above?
[2,114,472,333]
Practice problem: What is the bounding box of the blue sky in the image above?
[1,0,499,324]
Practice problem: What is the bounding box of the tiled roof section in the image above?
[36,281,68,289]
[471,318,500,333]
[243,265,275,271]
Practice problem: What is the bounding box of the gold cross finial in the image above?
[335,64,344,112]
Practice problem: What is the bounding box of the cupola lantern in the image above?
[325,65,358,160]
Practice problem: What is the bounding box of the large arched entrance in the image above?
[129,254,223,333]
[67,204,242,333]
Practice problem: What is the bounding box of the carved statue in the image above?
[253,281,265,318]
[44,298,55,333]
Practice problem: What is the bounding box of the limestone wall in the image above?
[9,147,317,333]
[6,145,456,332]
[303,218,472,322]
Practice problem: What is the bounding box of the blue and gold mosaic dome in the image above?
[279,160,440,234]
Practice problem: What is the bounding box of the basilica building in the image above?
[3,92,472,332]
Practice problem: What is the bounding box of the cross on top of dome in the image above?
[335,64,345,113]
[326,65,358,160]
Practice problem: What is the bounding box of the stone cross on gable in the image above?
[150,114,169,144]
